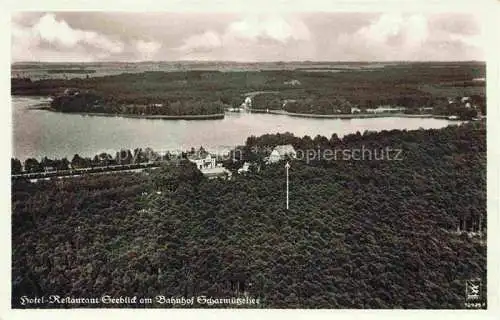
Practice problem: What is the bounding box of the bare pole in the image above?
[285,162,290,210]
[479,215,482,235]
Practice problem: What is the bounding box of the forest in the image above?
[49,92,226,116]
[11,62,485,117]
[11,122,486,308]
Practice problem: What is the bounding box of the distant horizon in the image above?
[11,60,486,65]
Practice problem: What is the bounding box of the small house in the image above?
[268,150,281,164]
[267,144,297,164]
[284,79,301,86]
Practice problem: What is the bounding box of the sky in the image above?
[11,11,486,62]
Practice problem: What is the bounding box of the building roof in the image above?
[269,150,281,158]
[187,150,212,161]
[202,167,231,178]
[274,144,296,156]
[284,79,301,86]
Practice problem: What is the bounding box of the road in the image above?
[12,163,161,182]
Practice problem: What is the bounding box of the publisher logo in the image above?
[464,278,485,309]
[465,278,481,302]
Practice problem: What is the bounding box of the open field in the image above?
[11,61,420,80]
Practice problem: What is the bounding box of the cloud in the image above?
[176,14,312,59]
[12,13,125,62]
[227,14,310,42]
[12,14,123,62]
[11,12,485,62]
[14,13,124,55]
[34,14,124,53]
[135,40,162,61]
[358,13,405,43]
[178,31,222,54]
[333,13,483,61]
[11,13,171,62]
[356,13,429,50]
[449,33,485,48]
[404,15,429,47]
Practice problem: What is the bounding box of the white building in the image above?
[202,166,232,180]
[268,150,281,163]
[284,79,301,86]
[275,145,297,158]
[267,144,297,164]
[188,153,216,170]
[186,149,232,179]
[419,107,434,112]
[244,97,252,108]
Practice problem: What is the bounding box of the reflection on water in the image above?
[13,96,460,161]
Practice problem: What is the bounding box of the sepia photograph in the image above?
[5,0,495,315]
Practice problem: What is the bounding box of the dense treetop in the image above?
[12,122,486,308]
[11,62,485,116]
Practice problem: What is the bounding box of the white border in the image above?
[1,1,499,320]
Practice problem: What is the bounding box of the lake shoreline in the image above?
[19,95,458,121]
[249,108,453,120]
[14,95,464,162]
[33,105,457,121]
[33,106,226,120]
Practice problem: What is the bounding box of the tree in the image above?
[71,154,91,168]
[133,148,148,164]
[24,158,42,173]
[40,156,54,170]
[152,160,204,192]
[54,158,70,171]
[115,149,133,165]
[11,158,22,174]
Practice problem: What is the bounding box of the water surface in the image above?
[13,96,460,161]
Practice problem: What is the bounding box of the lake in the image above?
[12,96,461,161]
